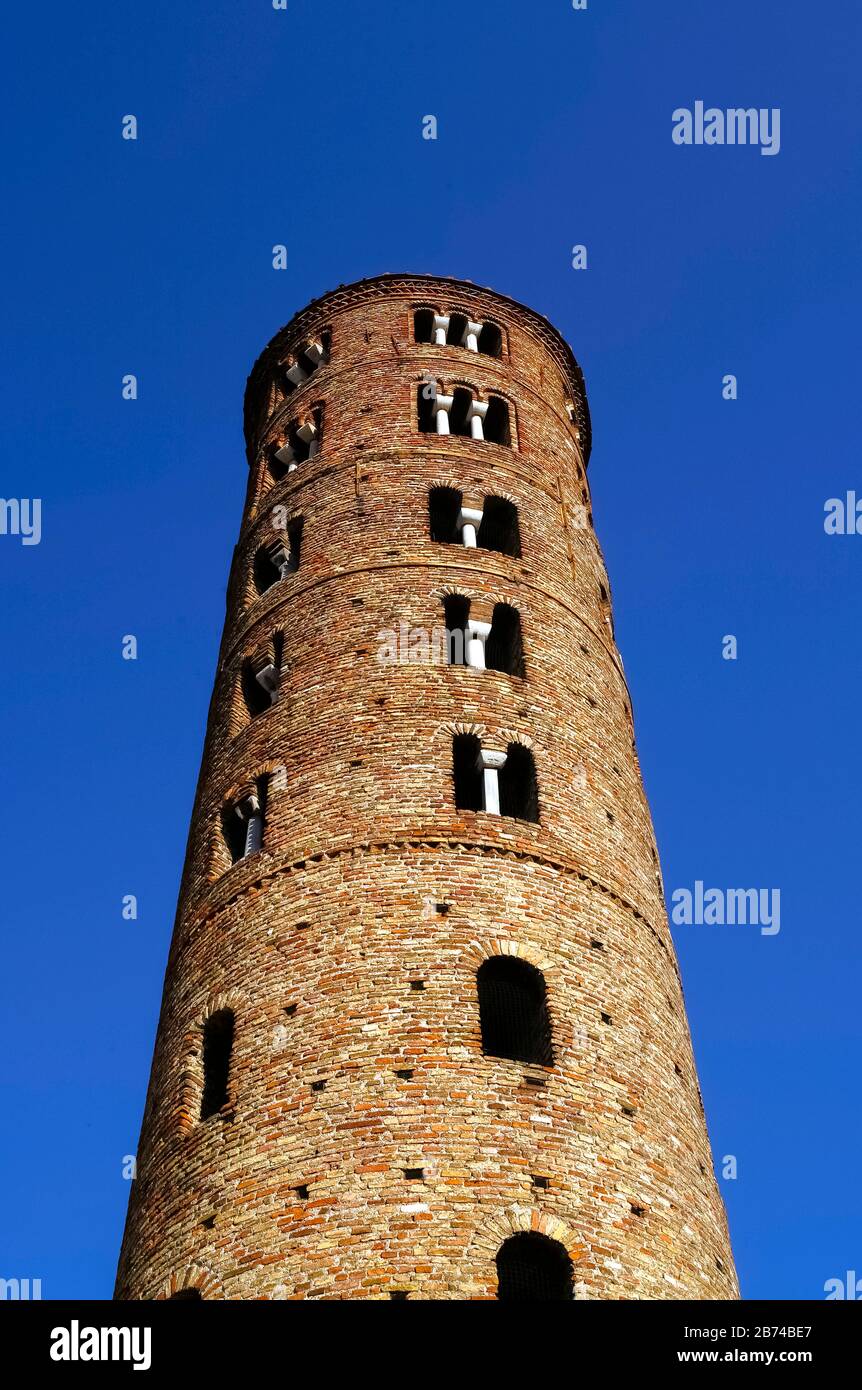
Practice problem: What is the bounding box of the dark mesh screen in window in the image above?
[477,956,553,1065]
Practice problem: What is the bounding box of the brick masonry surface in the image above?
[114,274,738,1300]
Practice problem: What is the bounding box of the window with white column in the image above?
[268,409,322,480]
[451,736,537,820]
[222,777,268,865]
[280,332,330,397]
[429,491,521,558]
[240,633,284,718]
[252,520,302,596]
[416,383,509,444]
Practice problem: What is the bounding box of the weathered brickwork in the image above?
[114,274,738,1300]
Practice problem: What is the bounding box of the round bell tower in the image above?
[115,274,737,1300]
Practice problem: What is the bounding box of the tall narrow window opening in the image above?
[200,1009,235,1120]
[478,957,553,1066]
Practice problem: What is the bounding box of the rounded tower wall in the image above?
[115,274,737,1301]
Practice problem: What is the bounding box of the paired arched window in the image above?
[253,520,303,596]
[477,956,554,1065]
[496,1232,573,1300]
[441,598,524,676]
[240,635,284,718]
[280,332,330,396]
[428,489,521,558]
[267,408,323,481]
[452,737,539,821]
[200,1009,234,1120]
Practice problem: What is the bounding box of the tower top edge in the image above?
[243,273,592,463]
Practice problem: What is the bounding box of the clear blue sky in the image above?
[1,0,859,1300]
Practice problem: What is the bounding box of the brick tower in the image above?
[115,274,737,1300]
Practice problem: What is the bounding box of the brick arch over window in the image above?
[464,1207,588,1299]
[439,719,487,743]
[461,937,555,978]
[156,1263,224,1301]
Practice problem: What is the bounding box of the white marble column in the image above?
[255,663,279,703]
[468,399,488,441]
[465,619,491,669]
[285,359,308,387]
[432,313,451,346]
[456,505,483,548]
[480,749,507,815]
[235,793,262,857]
[433,393,454,435]
[462,319,483,352]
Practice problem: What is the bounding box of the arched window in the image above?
[496,1232,573,1301]
[478,322,503,357]
[485,603,524,677]
[442,595,470,666]
[599,582,614,638]
[452,733,483,811]
[428,487,462,543]
[477,956,553,1065]
[268,409,322,479]
[477,496,521,557]
[413,309,435,343]
[253,521,302,596]
[200,1009,234,1120]
[447,311,468,346]
[484,396,511,446]
[417,383,437,433]
[448,387,472,437]
[499,743,539,821]
[169,1289,203,1301]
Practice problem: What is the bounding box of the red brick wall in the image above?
[114,274,738,1300]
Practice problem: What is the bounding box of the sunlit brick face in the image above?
[115,274,738,1302]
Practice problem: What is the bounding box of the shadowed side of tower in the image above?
[115,274,737,1300]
